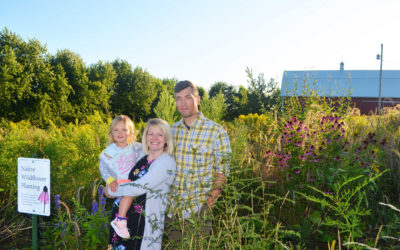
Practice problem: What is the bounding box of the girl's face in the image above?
[112,121,131,147]
[146,125,166,154]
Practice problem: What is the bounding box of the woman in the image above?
[105,118,176,250]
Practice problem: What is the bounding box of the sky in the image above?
[1,0,400,90]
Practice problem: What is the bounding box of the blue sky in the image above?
[1,0,400,90]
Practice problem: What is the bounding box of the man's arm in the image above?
[207,173,226,207]
[208,126,231,207]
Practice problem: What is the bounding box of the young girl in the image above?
[99,115,144,239]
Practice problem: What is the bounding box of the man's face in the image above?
[175,87,200,119]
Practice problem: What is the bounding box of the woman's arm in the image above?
[109,154,176,197]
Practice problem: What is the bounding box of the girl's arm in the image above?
[99,154,118,185]
[109,154,176,197]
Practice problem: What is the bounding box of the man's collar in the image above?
[179,112,204,129]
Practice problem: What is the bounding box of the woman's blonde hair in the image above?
[107,115,136,145]
[142,118,173,155]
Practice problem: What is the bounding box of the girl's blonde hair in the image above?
[107,115,136,145]
[142,118,174,155]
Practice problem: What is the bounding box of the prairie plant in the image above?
[42,185,109,249]
[42,194,81,249]
[297,171,386,243]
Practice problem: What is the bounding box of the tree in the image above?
[161,78,176,95]
[209,81,238,120]
[0,40,26,120]
[50,49,92,122]
[87,61,117,117]
[0,28,72,127]
[198,86,207,100]
[111,60,161,121]
[110,59,135,116]
[233,85,250,116]
[245,67,280,114]
[154,89,179,124]
[130,67,162,120]
[200,92,226,123]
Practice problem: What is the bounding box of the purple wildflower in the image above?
[98,186,104,196]
[100,196,106,210]
[92,200,98,215]
[54,194,60,210]
[134,205,143,214]
[308,177,315,183]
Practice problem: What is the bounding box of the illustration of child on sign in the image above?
[38,186,49,213]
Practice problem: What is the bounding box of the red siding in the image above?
[352,97,400,114]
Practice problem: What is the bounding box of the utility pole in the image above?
[377,44,383,113]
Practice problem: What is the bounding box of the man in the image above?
[166,80,231,246]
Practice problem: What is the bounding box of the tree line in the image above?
[0,28,281,128]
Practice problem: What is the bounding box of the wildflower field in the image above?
[1,97,400,249]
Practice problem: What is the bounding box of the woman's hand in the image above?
[104,185,116,199]
[109,180,118,192]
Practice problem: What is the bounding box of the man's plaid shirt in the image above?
[169,112,231,218]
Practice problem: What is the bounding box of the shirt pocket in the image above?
[194,145,213,168]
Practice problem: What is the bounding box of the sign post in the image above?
[17,157,50,249]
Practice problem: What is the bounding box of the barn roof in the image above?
[281,68,400,98]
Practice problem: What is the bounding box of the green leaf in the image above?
[309,211,322,225]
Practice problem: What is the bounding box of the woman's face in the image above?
[146,125,166,153]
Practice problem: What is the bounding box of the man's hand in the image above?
[207,188,222,207]
[109,180,118,192]
[207,173,226,207]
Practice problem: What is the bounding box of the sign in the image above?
[17,158,50,216]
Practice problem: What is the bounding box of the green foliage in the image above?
[1,29,285,127]
[246,67,281,114]
[297,171,386,243]
[154,89,179,124]
[110,60,162,121]
[200,92,226,123]
[41,186,109,249]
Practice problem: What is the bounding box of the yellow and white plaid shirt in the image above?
[169,112,231,218]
